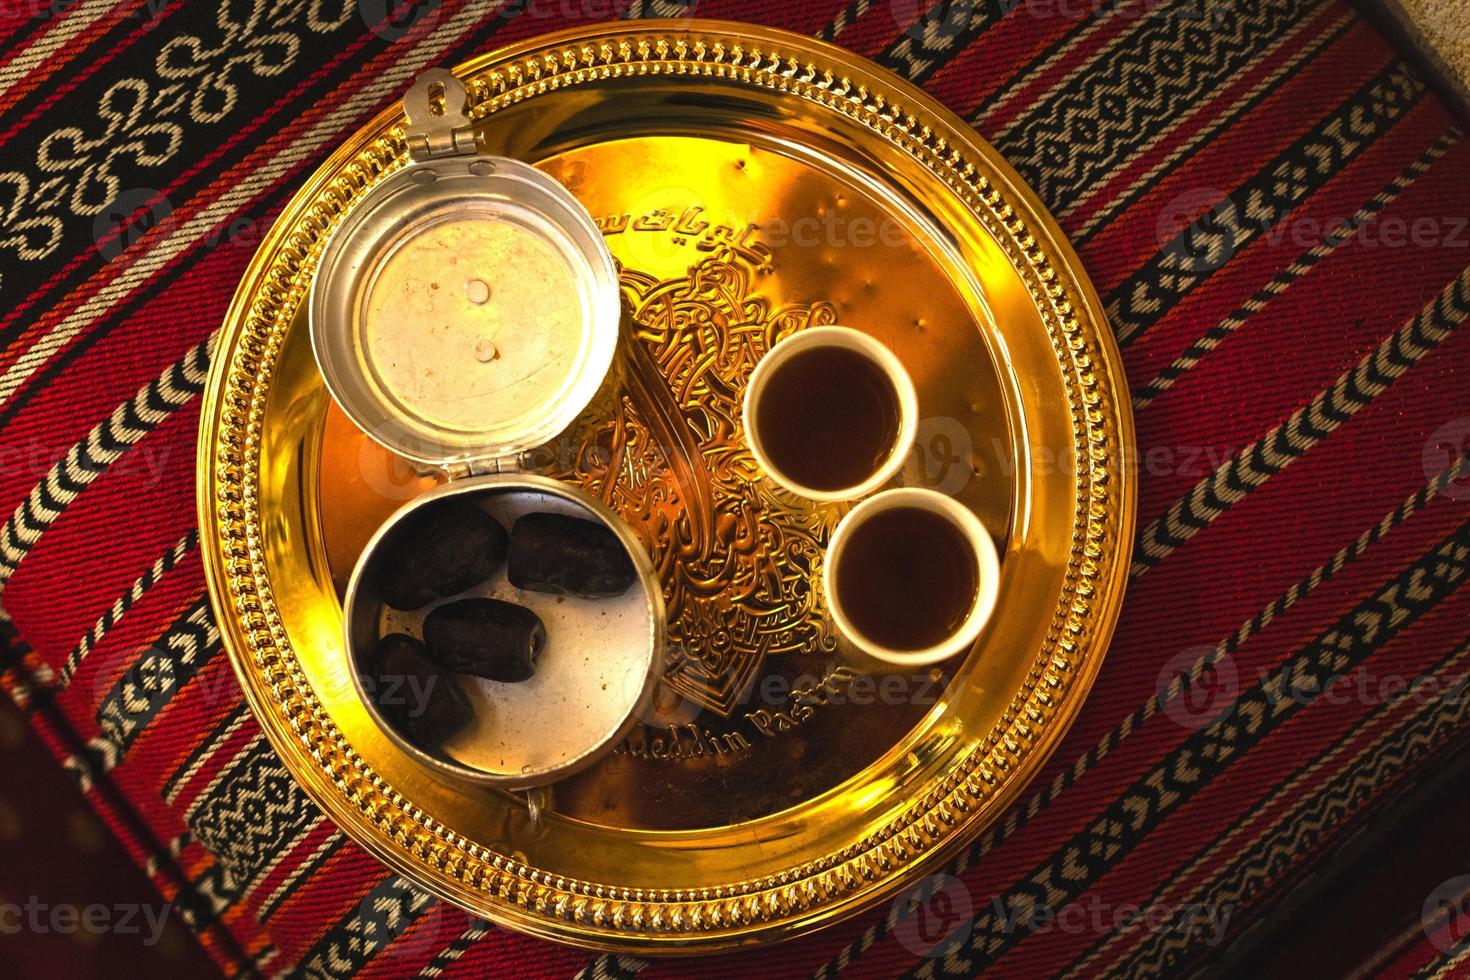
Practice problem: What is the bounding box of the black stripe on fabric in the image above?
[813,0,866,42]
[296,875,438,980]
[62,527,198,685]
[910,518,1470,977]
[0,336,212,586]
[1069,635,1470,976]
[0,0,539,409]
[990,0,1314,216]
[0,4,416,350]
[1072,10,1358,249]
[0,3,371,321]
[418,917,493,977]
[1106,56,1424,347]
[84,594,219,773]
[1132,265,1469,574]
[180,736,322,918]
[873,0,1007,86]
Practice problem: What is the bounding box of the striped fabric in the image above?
[1,1,1467,976]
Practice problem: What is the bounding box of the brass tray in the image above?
[198,20,1134,953]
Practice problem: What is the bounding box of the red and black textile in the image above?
[1,1,1468,976]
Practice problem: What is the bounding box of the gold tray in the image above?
[198,20,1134,953]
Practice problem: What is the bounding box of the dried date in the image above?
[423,598,546,683]
[507,512,636,598]
[370,633,473,746]
[375,498,509,610]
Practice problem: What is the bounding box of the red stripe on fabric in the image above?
[413,919,599,979]
[943,0,1140,132]
[0,6,47,54]
[694,0,849,38]
[1111,317,1470,724]
[1127,129,1470,433]
[234,815,333,922]
[803,0,901,58]
[3,404,205,663]
[1125,132,1469,525]
[0,2,143,117]
[259,843,416,963]
[132,701,252,821]
[48,559,206,744]
[1060,586,1470,978]
[149,709,259,820]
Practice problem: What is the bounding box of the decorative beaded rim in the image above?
[202,22,1132,948]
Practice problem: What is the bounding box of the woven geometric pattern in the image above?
[1,1,1467,976]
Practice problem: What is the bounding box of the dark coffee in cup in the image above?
[743,326,917,501]
[753,345,900,493]
[834,505,978,652]
[823,487,1000,665]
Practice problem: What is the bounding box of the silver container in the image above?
[310,70,663,789]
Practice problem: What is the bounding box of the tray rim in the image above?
[197,18,1135,953]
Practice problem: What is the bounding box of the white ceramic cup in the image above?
[823,487,1001,666]
[742,325,918,502]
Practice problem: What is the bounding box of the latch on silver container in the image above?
[403,68,479,160]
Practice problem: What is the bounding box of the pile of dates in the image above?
[364,498,636,748]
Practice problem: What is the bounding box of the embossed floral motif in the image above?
[546,254,841,715]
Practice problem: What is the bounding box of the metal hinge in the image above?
[403,68,479,161]
[448,454,525,479]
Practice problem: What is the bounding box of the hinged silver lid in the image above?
[309,72,621,471]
